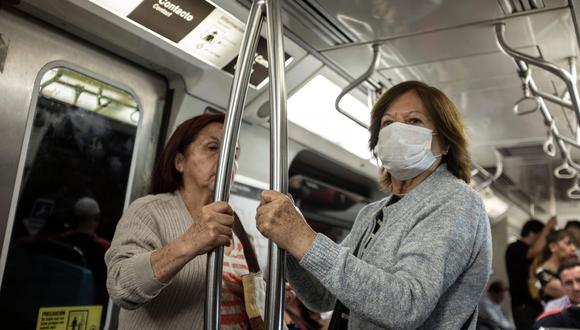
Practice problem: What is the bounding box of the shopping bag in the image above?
[241,272,266,330]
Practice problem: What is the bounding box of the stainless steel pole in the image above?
[204,1,265,329]
[265,0,288,329]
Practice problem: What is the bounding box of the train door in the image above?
[0,8,167,330]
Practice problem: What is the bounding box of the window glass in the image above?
[288,174,365,243]
[0,67,140,329]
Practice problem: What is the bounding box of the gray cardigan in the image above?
[287,165,492,329]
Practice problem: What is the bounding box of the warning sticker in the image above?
[36,306,102,330]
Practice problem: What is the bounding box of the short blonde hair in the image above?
[368,81,471,190]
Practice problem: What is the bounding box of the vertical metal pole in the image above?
[570,56,580,144]
[568,0,580,54]
[265,0,288,329]
[204,1,265,329]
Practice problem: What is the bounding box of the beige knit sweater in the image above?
[105,191,207,329]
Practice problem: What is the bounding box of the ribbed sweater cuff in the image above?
[133,251,169,296]
[299,233,340,280]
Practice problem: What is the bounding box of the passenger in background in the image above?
[476,281,515,330]
[533,259,580,330]
[106,113,253,329]
[59,196,110,306]
[544,257,580,312]
[505,217,555,330]
[544,220,580,312]
[285,294,324,330]
[565,220,580,248]
[256,81,492,329]
[534,229,578,305]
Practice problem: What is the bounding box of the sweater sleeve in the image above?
[285,214,364,312]
[298,191,485,329]
[286,256,336,312]
[105,200,170,310]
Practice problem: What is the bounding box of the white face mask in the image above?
[374,122,441,181]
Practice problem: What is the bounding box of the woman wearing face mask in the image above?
[106,113,254,329]
[256,81,492,329]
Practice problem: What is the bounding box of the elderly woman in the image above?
[106,113,254,329]
[256,81,492,329]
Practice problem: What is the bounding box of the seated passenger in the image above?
[534,230,578,304]
[106,113,256,329]
[476,280,515,330]
[255,81,492,329]
[533,259,580,330]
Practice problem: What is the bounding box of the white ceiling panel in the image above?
[375,47,540,86]
[315,0,567,44]
[319,10,572,81]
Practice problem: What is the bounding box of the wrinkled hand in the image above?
[546,216,558,230]
[182,201,234,257]
[255,190,316,259]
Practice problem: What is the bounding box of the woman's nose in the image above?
[390,113,404,122]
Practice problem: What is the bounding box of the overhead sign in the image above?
[127,0,214,42]
[223,36,292,88]
[89,0,293,88]
[178,6,246,69]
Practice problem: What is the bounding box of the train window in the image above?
[289,174,365,242]
[0,67,140,329]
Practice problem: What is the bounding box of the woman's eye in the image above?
[208,144,219,151]
[381,120,393,128]
[408,118,423,125]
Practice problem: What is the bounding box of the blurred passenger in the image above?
[476,281,515,330]
[533,259,580,330]
[544,257,580,312]
[565,220,580,248]
[285,295,323,330]
[59,196,110,306]
[505,217,555,330]
[547,220,580,312]
[534,230,578,304]
[106,113,255,329]
[256,81,492,329]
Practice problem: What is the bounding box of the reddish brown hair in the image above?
[149,113,225,194]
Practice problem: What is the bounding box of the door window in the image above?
[0,67,140,329]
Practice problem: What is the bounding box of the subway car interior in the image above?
[1,0,580,329]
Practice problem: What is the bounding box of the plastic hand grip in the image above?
[543,135,557,157]
[513,96,539,115]
[567,177,580,199]
[554,162,576,179]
